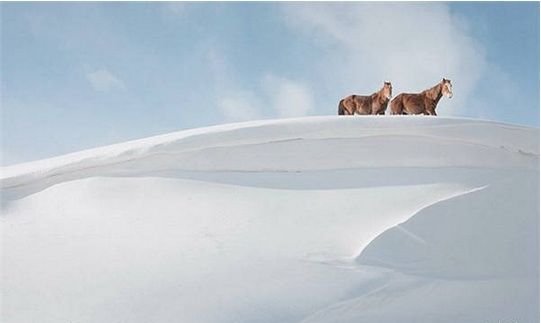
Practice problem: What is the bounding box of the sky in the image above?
[1,2,539,165]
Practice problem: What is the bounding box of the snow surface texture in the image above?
[1,116,539,323]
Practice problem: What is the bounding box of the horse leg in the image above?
[390,99,403,115]
[338,101,345,115]
[401,107,408,115]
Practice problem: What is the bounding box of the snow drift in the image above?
[1,116,539,323]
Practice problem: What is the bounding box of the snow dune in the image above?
[1,116,539,323]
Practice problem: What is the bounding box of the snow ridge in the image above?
[1,116,538,323]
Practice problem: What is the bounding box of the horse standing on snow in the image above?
[338,82,393,115]
[390,78,453,116]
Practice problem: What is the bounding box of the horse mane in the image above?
[422,82,443,102]
[371,86,389,104]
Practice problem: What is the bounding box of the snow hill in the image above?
[1,116,539,323]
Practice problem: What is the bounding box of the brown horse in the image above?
[338,82,393,115]
[390,78,453,116]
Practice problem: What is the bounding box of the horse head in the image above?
[383,81,393,99]
[442,78,453,98]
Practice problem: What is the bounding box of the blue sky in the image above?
[1,2,539,165]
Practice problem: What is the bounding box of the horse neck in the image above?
[372,88,388,103]
[423,83,443,103]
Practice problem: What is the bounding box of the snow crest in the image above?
[1,116,539,323]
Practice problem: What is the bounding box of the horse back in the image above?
[342,94,372,115]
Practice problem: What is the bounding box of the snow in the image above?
[1,116,539,323]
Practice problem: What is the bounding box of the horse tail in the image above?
[390,95,404,115]
[338,99,345,115]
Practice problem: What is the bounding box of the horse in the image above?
[338,82,393,115]
[390,78,453,116]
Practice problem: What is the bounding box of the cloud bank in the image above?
[206,49,314,122]
[280,3,495,117]
[262,75,314,118]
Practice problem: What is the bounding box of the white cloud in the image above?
[281,3,497,117]
[86,69,126,92]
[205,49,262,122]
[218,92,262,122]
[262,75,314,118]
[206,47,315,121]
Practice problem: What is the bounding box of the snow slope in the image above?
[1,116,539,323]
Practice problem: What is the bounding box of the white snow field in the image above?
[1,116,539,323]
